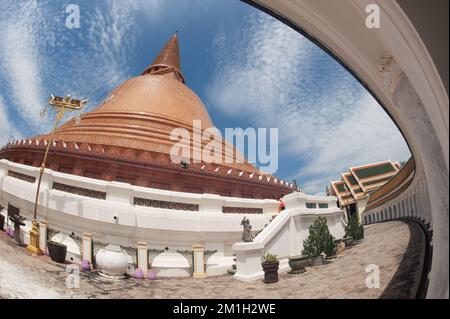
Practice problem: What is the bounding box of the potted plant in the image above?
[345,214,364,246]
[302,216,335,266]
[47,240,67,263]
[261,252,279,284]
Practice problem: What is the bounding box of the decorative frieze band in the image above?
[52,182,107,200]
[8,170,36,183]
[222,207,263,214]
[133,197,199,211]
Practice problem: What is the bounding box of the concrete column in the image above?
[412,194,418,218]
[416,189,424,220]
[39,221,48,254]
[82,233,93,264]
[137,241,148,274]
[192,245,206,278]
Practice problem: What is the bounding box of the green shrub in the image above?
[263,252,278,262]
[345,214,364,240]
[302,217,335,257]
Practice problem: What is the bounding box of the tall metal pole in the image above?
[27,95,87,255]
[32,107,66,220]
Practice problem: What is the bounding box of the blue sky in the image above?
[0,0,410,194]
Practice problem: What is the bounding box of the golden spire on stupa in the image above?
[142,32,185,83]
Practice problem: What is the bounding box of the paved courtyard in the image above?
[0,220,425,299]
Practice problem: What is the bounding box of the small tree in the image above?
[302,217,335,257]
[345,214,364,240]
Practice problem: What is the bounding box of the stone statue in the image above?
[241,217,253,242]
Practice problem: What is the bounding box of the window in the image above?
[318,203,329,209]
[306,203,317,209]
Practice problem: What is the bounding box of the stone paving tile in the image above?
[0,220,424,299]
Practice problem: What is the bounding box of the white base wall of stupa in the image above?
[0,159,345,277]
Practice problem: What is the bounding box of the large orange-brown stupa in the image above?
[0,33,294,199]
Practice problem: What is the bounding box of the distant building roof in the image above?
[330,160,399,207]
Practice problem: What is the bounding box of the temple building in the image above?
[330,160,400,221]
[0,33,293,200]
[0,33,346,280]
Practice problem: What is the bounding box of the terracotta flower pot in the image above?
[47,240,67,263]
[262,260,279,284]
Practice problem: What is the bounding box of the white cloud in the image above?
[0,96,22,145]
[86,1,141,88]
[208,12,411,195]
[297,94,410,194]
[0,0,164,134]
[54,0,164,112]
[0,1,48,130]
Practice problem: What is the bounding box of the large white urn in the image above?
[95,244,128,279]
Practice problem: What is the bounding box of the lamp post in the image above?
[27,95,88,255]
